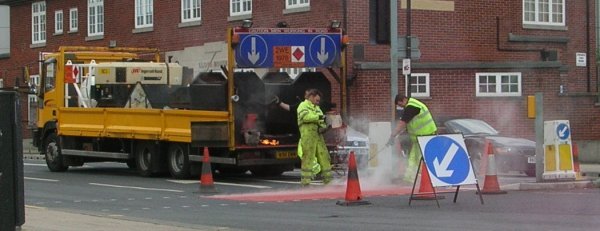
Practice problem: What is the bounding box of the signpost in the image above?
[233,28,342,68]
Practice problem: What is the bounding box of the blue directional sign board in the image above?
[234,28,342,68]
[417,134,477,187]
[556,123,570,140]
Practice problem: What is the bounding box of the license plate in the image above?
[527,156,536,163]
[276,151,296,159]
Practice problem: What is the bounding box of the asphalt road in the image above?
[24,160,600,231]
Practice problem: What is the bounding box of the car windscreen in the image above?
[445,119,499,136]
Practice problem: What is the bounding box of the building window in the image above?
[54,10,63,34]
[69,8,78,32]
[32,1,46,44]
[88,0,104,36]
[0,79,3,88]
[476,73,521,97]
[230,0,252,16]
[135,0,153,28]
[286,0,309,9]
[523,0,565,26]
[409,73,430,98]
[370,0,390,44]
[181,0,201,22]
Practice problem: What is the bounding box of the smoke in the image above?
[335,119,412,189]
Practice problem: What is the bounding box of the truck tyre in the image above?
[44,133,68,172]
[136,142,157,177]
[167,143,191,179]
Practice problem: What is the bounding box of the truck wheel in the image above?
[44,133,68,172]
[136,142,157,177]
[167,143,191,179]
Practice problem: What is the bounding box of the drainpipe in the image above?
[586,0,591,92]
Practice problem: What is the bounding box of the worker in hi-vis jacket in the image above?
[296,89,332,186]
[388,95,437,183]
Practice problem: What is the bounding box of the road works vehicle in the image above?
[32,27,348,178]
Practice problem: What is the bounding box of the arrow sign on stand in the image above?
[418,134,477,187]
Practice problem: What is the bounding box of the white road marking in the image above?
[167,179,272,189]
[213,182,271,189]
[25,177,59,182]
[24,163,48,167]
[89,183,184,193]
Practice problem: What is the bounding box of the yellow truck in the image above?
[31,46,296,178]
[32,27,348,178]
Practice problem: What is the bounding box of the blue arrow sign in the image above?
[234,28,342,68]
[556,123,570,140]
[418,134,476,186]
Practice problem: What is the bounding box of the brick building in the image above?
[0,1,598,159]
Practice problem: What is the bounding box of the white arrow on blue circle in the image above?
[433,143,458,177]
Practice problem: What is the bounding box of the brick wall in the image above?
[346,0,600,141]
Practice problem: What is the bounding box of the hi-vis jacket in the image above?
[405,98,437,136]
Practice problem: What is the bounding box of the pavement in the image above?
[13,139,600,231]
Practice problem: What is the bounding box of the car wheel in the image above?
[44,133,68,172]
[167,143,191,179]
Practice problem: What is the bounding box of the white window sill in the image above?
[85,35,104,41]
[178,20,202,28]
[283,6,310,15]
[228,14,252,22]
[53,32,63,36]
[523,24,567,31]
[132,27,154,34]
[68,30,78,33]
[30,42,46,48]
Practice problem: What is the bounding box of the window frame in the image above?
[285,0,310,9]
[476,72,522,97]
[230,0,252,16]
[181,0,201,23]
[522,0,565,26]
[31,1,46,44]
[69,8,78,32]
[54,10,63,34]
[87,0,104,37]
[135,0,154,29]
[409,73,430,98]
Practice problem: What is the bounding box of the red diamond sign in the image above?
[291,46,305,62]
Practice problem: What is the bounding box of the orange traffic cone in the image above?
[480,140,507,194]
[337,151,370,206]
[412,162,444,200]
[198,147,218,194]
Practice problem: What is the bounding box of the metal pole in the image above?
[390,0,398,121]
[535,92,544,182]
[406,0,412,98]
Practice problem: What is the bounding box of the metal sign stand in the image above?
[409,158,442,208]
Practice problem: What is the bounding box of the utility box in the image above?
[543,120,576,180]
[0,91,25,230]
